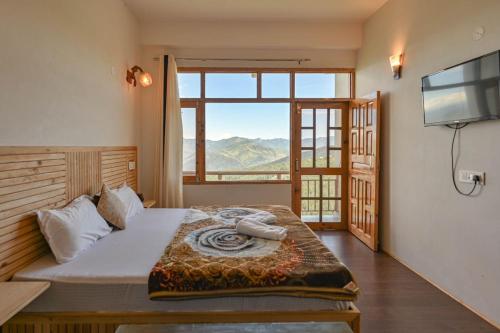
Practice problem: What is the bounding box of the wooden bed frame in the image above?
[0,146,361,333]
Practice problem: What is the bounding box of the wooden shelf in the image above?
[143,200,156,208]
[0,281,50,326]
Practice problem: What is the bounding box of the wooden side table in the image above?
[143,200,156,208]
[0,281,50,326]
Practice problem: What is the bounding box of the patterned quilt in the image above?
[148,205,359,301]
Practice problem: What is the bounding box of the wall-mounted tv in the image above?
[422,50,500,126]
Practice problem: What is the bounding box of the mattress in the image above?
[14,208,352,313]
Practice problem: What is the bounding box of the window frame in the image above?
[179,67,355,185]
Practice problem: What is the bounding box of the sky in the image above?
[179,72,338,140]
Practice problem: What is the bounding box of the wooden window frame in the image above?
[179,67,355,185]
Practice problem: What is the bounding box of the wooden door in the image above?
[292,102,349,230]
[348,92,381,251]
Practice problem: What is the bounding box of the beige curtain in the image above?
[152,55,183,208]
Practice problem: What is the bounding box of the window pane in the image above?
[301,109,313,127]
[322,175,341,198]
[329,129,342,149]
[301,200,320,222]
[333,73,351,98]
[205,103,290,181]
[262,73,290,98]
[301,150,313,168]
[181,108,196,174]
[206,73,257,98]
[178,73,201,98]
[301,129,313,148]
[329,108,342,127]
[316,109,328,167]
[322,200,341,222]
[328,150,341,168]
[301,175,320,198]
[295,73,351,98]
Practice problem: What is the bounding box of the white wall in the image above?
[0,0,140,146]
[141,21,362,50]
[184,184,291,208]
[356,0,500,325]
[139,44,357,206]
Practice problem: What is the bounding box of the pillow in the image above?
[115,184,144,219]
[97,184,128,229]
[37,195,112,264]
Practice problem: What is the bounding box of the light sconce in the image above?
[126,66,153,87]
[389,54,403,80]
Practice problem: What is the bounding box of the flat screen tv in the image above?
[422,50,500,126]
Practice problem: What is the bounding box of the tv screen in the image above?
[422,50,500,126]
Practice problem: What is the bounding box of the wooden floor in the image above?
[317,231,498,333]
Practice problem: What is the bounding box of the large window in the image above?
[179,68,353,183]
[205,103,290,181]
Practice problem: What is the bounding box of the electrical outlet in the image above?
[128,161,136,171]
[458,170,485,185]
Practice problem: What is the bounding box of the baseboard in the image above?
[382,249,499,330]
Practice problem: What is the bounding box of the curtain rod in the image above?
[175,57,311,65]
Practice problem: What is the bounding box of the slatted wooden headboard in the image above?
[0,146,137,281]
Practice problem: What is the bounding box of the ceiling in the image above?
[123,0,388,23]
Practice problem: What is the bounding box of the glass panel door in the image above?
[293,103,348,230]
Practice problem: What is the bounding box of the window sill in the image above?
[183,180,291,185]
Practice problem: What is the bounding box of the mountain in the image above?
[183,137,290,171]
[183,136,338,173]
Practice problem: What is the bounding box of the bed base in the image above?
[4,306,360,333]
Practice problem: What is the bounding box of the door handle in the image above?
[295,159,300,172]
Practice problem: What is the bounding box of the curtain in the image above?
[152,55,183,208]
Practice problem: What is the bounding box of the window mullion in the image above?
[197,101,206,183]
[257,71,262,100]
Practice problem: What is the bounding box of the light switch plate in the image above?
[128,161,136,171]
[458,170,485,185]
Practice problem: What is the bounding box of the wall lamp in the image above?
[126,66,153,87]
[389,54,403,80]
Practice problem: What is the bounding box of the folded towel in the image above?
[234,211,277,225]
[236,219,287,241]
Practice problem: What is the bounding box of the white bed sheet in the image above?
[14,209,188,284]
[14,208,352,313]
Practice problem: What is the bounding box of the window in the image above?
[295,73,351,98]
[262,73,290,98]
[181,107,196,175]
[206,73,257,98]
[178,68,353,183]
[205,103,290,181]
[178,73,201,98]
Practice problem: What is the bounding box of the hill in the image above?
[183,136,336,174]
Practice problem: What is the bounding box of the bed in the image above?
[0,146,360,333]
[13,208,355,312]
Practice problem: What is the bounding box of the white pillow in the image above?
[115,184,144,219]
[97,185,128,229]
[37,195,112,264]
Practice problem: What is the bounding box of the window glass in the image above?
[205,103,290,181]
[181,108,196,174]
[262,73,290,98]
[178,73,201,98]
[206,73,257,98]
[295,73,351,98]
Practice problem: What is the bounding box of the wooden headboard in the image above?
[0,146,137,281]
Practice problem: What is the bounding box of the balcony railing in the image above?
[186,170,341,222]
[301,176,340,222]
[205,170,290,181]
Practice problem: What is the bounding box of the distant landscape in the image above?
[183,136,338,180]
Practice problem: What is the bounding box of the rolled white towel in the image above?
[235,211,277,225]
[236,219,287,241]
